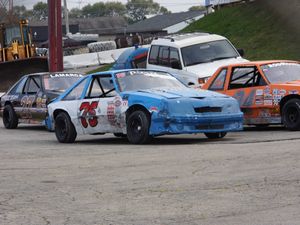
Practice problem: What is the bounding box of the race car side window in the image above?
[86,75,116,98]
[99,76,116,97]
[63,79,86,101]
[8,77,27,94]
[209,69,227,90]
[229,67,267,90]
[86,78,102,98]
[24,76,41,94]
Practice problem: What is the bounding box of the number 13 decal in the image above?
[79,101,99,128]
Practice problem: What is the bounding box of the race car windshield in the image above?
[261,63,300,83]
[43,74,83,92]
[181,40,239,67]
[115,71,187,92]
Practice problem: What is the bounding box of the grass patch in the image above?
[86,64,113,74]
[182,2,300,61]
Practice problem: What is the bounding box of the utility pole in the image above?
[48,0,63,72]
[63,0,70,35]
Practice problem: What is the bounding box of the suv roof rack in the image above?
[154,32,210,42]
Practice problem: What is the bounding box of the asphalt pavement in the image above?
[0,121,300,225]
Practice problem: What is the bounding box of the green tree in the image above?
[81,2,106,17]
[159,6,171,14]
[126,0,163,22]
[69,8,82,18]
[13,5,27,19]
[32,2,48,20]
[105,2,126,16]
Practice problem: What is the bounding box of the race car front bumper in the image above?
[149,113,244,135]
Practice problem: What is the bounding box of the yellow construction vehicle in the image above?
[0,19,48,91]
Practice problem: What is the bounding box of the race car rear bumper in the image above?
[149,113,244,135]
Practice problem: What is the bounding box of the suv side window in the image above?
[229,67,267,90]
[209,69,227,90]
[148,45,159,64]
[158,46,169,66]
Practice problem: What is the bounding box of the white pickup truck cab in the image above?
[147,33,248,86]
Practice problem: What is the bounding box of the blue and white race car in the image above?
[48,69,243,144]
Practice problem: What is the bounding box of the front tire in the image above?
[282,99,300,131]
[204,132,227,139]
[55,112,77,143]
[126,110,151,144]
[3,105,18,129]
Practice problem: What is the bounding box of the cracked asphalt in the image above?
[0,120,300,225]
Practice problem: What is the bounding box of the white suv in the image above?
[147,33,248,86]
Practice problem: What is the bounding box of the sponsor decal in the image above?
[264,100,273,106]
[259,109,271,117]
[279,89,286,95]
[289,90,299,95]
[50,73,83,78]
[256,89,263,96]
[122,100,128,107]
[272,89,279,95]
[149,106,158,112]
[255,96,264,105]
[264,87,271,94]
[116,73,126,78]
[264,94,273,100]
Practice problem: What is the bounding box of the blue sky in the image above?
[14,0,206,12]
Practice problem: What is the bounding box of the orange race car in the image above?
[202,60,300,130]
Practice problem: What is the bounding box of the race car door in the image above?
[78,75,127,134]
[224,66,270,124]
[19,75,43,123]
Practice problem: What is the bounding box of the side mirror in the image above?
[237,49,245,57]
[171,60,182,70]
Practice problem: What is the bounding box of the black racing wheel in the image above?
[3,104,18,129]
[282,98,300,131]
[126,110,152,144]
[55,112,77,143]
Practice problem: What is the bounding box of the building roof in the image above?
[70,17,127,35]
[126,10,205,33]
[29,16,128,35]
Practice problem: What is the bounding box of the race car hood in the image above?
[128,88,228,99]
[186,57,248,78]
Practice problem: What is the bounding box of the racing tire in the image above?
[126,110,151,144]
[114,133,127,138]
[3,105,18,129]
[282,99,300,131]
[55,112,77,143]
[204,132,227,139]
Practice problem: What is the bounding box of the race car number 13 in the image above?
[79,101,99,128]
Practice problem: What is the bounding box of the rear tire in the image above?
[55,112,77,143]
[204,132,227,139]
[126,110,151,144]
[3,105,18,129]
[282,98,300,131]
